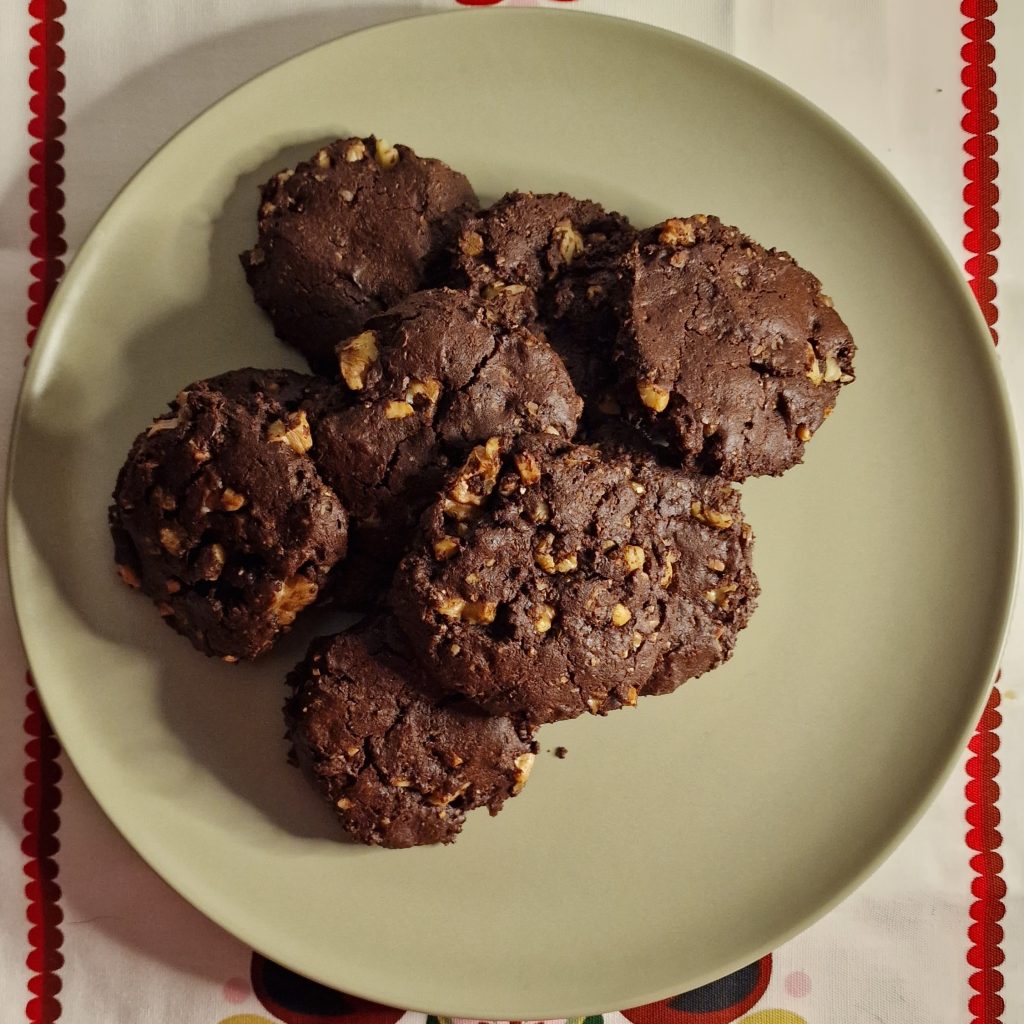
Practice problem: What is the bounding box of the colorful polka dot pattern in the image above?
[240,952,808,1024]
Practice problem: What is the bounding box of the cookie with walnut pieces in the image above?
[240,137,477,373]
[110,369,348,661]
[285,617,535,848]
[616,215,855,481]
[312,287,582,607]
[455,191,635,403]
[391,433,758,726]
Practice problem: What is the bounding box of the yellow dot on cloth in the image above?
[742,1011,808,1024]
[215,1016,276,1024]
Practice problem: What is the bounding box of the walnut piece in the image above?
[796,423,812,442]
[514,451,542,486]
[436,595,466,619]
[460,231,485,257]
[433,537,459,561]
[406,378,441,404]
[270,575,319,627]
[267,410,313,454]
[611,603,632,626]
[555,553,578,573]
[344,139,366,162]
[823,353,853,383]
[374,138,399,169]
[659,217,705,247]
[220,488,246,512]
[690,501,734,530]
[551,219,585,263]
[443,438,501,520]
[622,545,645,572]
[704,581,739,609]
[637,380,670,413]
[482,282,528,299]
[159,525,187,556]
[804,344,826,386]
[201,543,226,581]
[532,602,556,634]
[707,557,726,572]
[384,400,415,420]
[338,331,379,391]
[462,600,497,625]
[511,752,535,795]
[429,782,470,807]
[659,553,676,588]
[525,496,551,524]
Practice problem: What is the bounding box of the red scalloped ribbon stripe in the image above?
[25,0,67,348]
[22,680,64,1024]
[962,2,1004,1023]
[26,0,67,350]
[24,0,67,1022]
[966,688,1005,1024]
[962,0,999,343]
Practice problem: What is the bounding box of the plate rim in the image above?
[5,8,1021,1017]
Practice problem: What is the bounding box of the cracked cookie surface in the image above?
[110,368,348,660]
[285,617,535,848]
[616,215,855,481]
[391,434,758,726]
[313,287,582,606]
[455,191,635,403]
[241,137,477,373]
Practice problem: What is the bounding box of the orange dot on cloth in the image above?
[742,1012,808,1024]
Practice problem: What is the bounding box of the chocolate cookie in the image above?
[455,191,635,400]
[391,434,757,725]
[285,618,535,848]
[110,369,348,660]
[312,288,582,606]
[616,215,855,480]
[241,137,477,373]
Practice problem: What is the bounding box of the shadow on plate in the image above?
[3,7,420,984]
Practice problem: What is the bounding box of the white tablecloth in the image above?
[0,2,1019,1021]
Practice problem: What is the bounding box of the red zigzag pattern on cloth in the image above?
[961,3,1004,1024]
[24,0,67,1022]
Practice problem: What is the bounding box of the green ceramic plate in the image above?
[6,10,1018,1018]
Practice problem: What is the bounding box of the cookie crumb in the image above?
[554,746,568,759]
